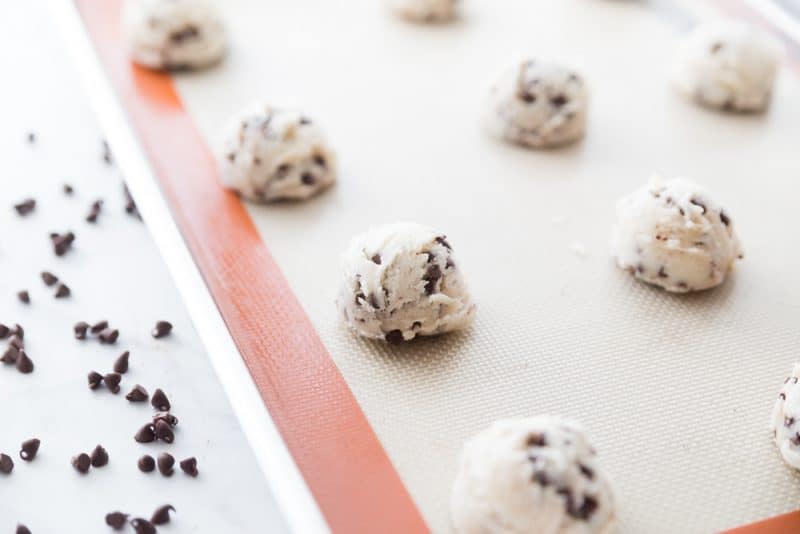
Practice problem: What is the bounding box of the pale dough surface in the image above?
[388,0,457,22]
[771,364,800,470]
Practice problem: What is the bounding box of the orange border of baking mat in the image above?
[74,1,428,532]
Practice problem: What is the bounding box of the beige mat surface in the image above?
[177,1,800,531]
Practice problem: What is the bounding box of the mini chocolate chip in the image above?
[72,452,91,473]
[527,433,547,447]
[86,200,103,223]
[299,117,312,125]
[635,263,645,274]
[138,455,156,472]
[151,504,176,525]
[0,453,14,474]
[134,424,156,443]
[54,283,70,298]
[87,371,104,390]
[411,321,422,329]
[690,198,707,214]
[104,373,122,394]
[151,320,172,339]
[99,328,119,344]
[1,345,18,364]
[74,321,89,339]
[677,281,688,289]
[423,264,442,295]
[126,385,149,402]
[51,231,75,256]
[371,254,381,265]
[17,291,29,304]
[102,140,113,165]
[16,525,31,534]
[41,272,58,286]
[573,494,599,520]
[153,412,178,427]
[157,453,175,476]
[16,350,33,374]
[63,184,74,195]
[312,154,326,167]
[179,457,198,477]
[710,42,723,53]
[154,419,175,443]
[520,92,536,103]
[301,172,315,185]
[780,393,786,400]
[151,388,171,411]
[114,351,130,374]
[105,512,128,530]
[131,518,157,534]
[90,320,108,334]
[533,471,549,486]
[368,293,380,309]
[658,266,668,278]
[720,210,730,226]
[14,199,36,216]
[435,236,452,250]
[578,463,594,479]
[90,445,109,467]
[26,132,36,144]
[275,163,291,177]
[786,417,795,427]
[551,94,568,107]
[385,330,404,344]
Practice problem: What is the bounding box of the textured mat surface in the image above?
[176,0,800,531]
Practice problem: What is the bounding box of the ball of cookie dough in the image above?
[122,0,227,71]
[672,21,781,112]
[388,0,457,22]
[771,364,800,470]
[336,222,475,344]
[482,59,588,149]
[219,106,336,202]
[451,417,616,534]
[611,177,742,293]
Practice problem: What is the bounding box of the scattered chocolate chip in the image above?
[154,419,175,443]
[520,92,536,103]
[422,264,442,295]
[90,445,109,467]
[134,424,156,443]
[151,389,171,411]
[41,272,58,286]
[157,453,175,476]
[126,385,149,402]
[104,373,122,394]
[385,330,404,344]
[0,453,14,473]
[153,412,178,427]
[711,41,723,53]
[533,470,549,486]
[572,494,598,520]
[130,518,157,534]
[658,266,668,278]
[86,199,103,223]
[578,463,594,479]
[102,140,113,165]
[138,455,156,473]
[551,94,568,107]
[720,210,730,226]
[435,236,452,250]
[105,512,128,530]
[16,525,31,534]
[312,154,326,167]
[16,350,34,374]
[1,346,18,364]
[780,393,786,400]
[123,184,141,220]
[72,452,91,473]
[74,321,89,339]
[90,320,108,334]
[179,457,198,477]
[690,198,707,214]
[151,504,176,525]
[0,323,9,338]
[63,184,74,195]
[26,132,36,144]
[151,321,172,339]
[527,433,547,447]
[17,291,30,304]
[411,321,422,329]
[371,254,381,265]
[54,283,70,298]
[51,231,75,256]
[114,351,130,374]
[299,117,311,125]
[99,328,119,344]
[19,438,39,461]
[87,371,104,390]
[300,172,315,185]
[14,199,36,216]
[786,417,795,427]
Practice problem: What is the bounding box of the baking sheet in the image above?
[174,1,800,532]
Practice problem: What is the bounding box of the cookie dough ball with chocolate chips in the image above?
[611,177,742,293]
[388,0,457,22]
[451,417,616,534]
[672,21,781,112]
[482,59,588,149]
[219,106,336,202]
[771,364,800,470]
[123,0,227,71]
[336,222,475,344]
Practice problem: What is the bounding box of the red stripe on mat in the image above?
[75,1,428,532]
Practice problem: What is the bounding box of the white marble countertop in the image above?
[0,2,289,532]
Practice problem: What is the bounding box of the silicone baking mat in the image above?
[72,0,800,532]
